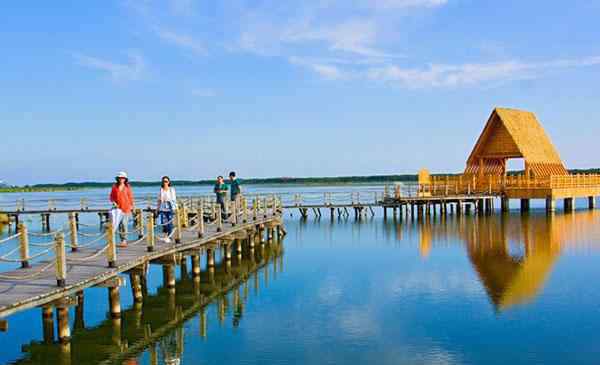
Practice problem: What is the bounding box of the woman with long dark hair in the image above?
[109,171,135,248]
[157,176,177,243]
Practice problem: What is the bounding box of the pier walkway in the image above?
[0,197,284,322]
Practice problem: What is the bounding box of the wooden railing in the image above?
[427,173,600,196]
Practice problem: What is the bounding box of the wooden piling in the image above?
[206,248,215,268]
[56,306,70,343]
[564,197,574,212]
[588,196,595,210]
[129,272,144,303]
[162,264,176,289]
[108,286,121,318]
[42,306,54,344]
[191,254,201,277]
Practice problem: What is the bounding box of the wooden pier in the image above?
[0,196,284,327]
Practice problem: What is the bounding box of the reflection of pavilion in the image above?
[416,211,600,311]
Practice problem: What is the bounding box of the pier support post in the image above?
[129,272,144,303]
[42,306,54,344]
[162,264,176,289]
[383,207,387,220]
[477,199,485,215]
[457,202,463,215]
[520,199,530,213]
[546,197,556,213]
[108,286,121,318]
[564,198,574,212]
[206,248,215,268]
[485,199,493,214]
[191,254,201,277]
[465,204,472,215]
[588,196,596,210]
[56,306,71,343]
[74,291,85,330]
[225,242,232,261]
[501,197,509,213]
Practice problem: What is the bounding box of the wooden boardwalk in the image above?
[0,199,283,320]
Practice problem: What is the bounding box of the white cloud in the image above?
[74,51,145,82]
[156,28,206,55]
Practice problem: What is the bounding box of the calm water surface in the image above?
[1,187,600,364]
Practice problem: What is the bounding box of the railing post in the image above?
[242,197,248,223]
[69,212,78,252]
[18,223,30,268]
[174,208,182,244]
[55,232,67,287]
[253,198,258,221]
[147,213,155,252]
[106,223,116,268]
[231,199,238,227]
[197,202,205,238]
[217,205,223,232]
[263,198,268,218]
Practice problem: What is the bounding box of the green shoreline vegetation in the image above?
[1,168,599,193]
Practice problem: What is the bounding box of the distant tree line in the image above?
[2,168,599,193]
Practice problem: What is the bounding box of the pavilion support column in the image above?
[520,199,530,213]
[546,197,556,213]
[564,198,574,213]
[588,197,596,210]
[501,197,509,213]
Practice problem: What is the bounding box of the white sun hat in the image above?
[116,171,128,179]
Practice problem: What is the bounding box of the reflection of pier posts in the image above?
[199,308,207,339]
[108,286,122,319]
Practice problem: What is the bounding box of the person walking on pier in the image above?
[109,171,135,248]
[214,176,228,216]
[157,176,177,243]
[228,171,241,203]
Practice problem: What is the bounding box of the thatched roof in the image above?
[466,108,568,176]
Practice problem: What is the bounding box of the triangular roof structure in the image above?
[465,108,568,177]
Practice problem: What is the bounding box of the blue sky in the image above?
[2,0,600,185]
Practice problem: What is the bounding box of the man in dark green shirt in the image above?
[214,176,228,213]
[228,171,241,202]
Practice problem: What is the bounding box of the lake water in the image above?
[1,186,600,364]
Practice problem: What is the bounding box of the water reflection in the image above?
[296,210,600,312]
[11,241,284,365]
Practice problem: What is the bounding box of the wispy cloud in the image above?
[74,51,145,82]
[156,28,206,55]
[289,57,346,80]
[365,56,600,88]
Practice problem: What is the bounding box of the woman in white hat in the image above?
[109,171,135,247]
